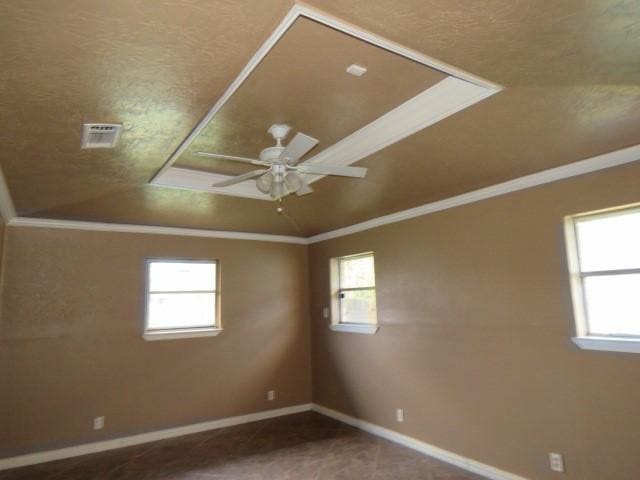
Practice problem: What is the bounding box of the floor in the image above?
[0,412,486,479]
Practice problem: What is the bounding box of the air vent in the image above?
[81,123,122,149]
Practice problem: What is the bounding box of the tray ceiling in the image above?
[1,1,640,237]
[153,8,499,201]
[174,16,447,176]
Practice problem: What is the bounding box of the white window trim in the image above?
[564,204,640,354]
[329,323,379,335]
[143,327,223,341]
[144,258,221,341]
[572,336,640,354]
[329,252,379,334]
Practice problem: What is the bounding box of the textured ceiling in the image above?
[176,16,446,176]
[1,0,640,236]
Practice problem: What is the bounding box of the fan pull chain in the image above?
[276,197,304,234]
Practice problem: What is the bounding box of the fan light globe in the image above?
[256,172,274,194]
[270,181,286,199]
[284,172,303,192]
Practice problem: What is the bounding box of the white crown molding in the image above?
[308,143,640,244]
[150,3,502,199]
[7,217,307,245]
[0,404,312,471]
[0,164,16,223]
[6,143,640,244]
[312,403,529,480]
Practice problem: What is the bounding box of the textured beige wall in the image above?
[309,162,640,480]
[0,228,311,457]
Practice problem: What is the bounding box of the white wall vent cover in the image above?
[81,123,122,149]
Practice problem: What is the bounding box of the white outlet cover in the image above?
[267,390,276,401]
[323,307,329,319]
[93,416,105,430]
[549,453,565,472]
[395,409,404,422]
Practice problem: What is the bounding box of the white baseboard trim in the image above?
[311,403,528,480]
[0,403,312,471]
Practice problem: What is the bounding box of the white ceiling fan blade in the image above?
[297,164,367,178]
[280,133,319,165]
[295,178,314,196]
[211,169,268,187]
[285,171,314,196]
[196,152,266,166]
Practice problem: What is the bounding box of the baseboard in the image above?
[1,402,528,479]
[311,403,528,480]
[0,403,312,471]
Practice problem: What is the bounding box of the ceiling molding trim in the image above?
[0,164,17,223]
[296,3,501,90]
[150,5,300,182]
[307,143,640,244]
[301,77,495,183]
[8,143,639,244]
[155,167,271,200]
[8,217,307,245]
[157,77,498,199]
[150,3,502,185]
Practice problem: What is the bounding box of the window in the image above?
[330,252,378,334]
[565,204,640,353]
[144,259,221,340]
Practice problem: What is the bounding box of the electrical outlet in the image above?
[93,416,105,430]
[549,453,565,473]
[322,307,329,319]
[267,390,276,401]
[395,408,404,422]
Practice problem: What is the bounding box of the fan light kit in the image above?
[196,124,368,210]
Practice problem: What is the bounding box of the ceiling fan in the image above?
[195,124,367,200]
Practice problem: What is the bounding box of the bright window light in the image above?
[336,253,377,325]
[566,205,640,345]
[145,260,218,335]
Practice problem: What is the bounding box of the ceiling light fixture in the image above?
[195,123,368,210]
[256,171,274,193]
[346,64,367,77]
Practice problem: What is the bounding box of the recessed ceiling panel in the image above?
[2,1,640,237]
[173,16,448,176]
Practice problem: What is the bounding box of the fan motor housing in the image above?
[268,124,291,141]
[259,146,285,162]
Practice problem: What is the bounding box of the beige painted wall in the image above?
[0,228,311,457]
[309,162,640,480]
[2,163,640,478]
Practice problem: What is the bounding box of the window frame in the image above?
[143,258,222,341]
[329,252,379,334]
[564,204,640,354]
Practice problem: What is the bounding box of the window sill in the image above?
[329,323,379,335]
[143,328,223,341]
[572,336,640,354]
